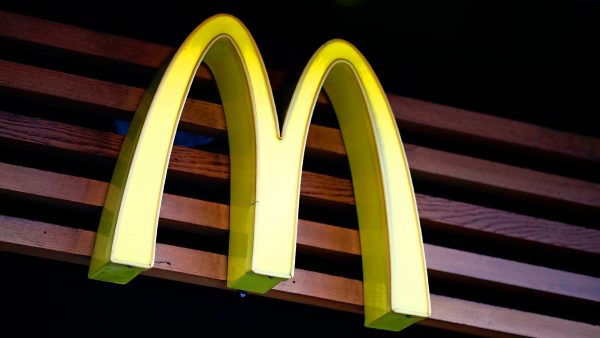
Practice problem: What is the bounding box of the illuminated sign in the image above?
[88,14,430,331]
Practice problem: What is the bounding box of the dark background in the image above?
[0,1,598,337]
[2,251,472,337]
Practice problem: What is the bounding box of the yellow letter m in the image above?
[88,14,430,331]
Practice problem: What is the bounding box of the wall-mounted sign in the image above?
[88,14,430,331]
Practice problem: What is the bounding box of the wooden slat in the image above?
[1,214,598,337]
[1,61,600,210]
[304,222,600,304]
[2,110,598,255]
[1,9,599,165]
[413,193,600,255]
[1,110,598,255]
[1,161,598,304]
[405,145,600,210]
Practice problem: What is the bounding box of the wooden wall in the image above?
[0,9,598,337]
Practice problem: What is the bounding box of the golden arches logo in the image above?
[88,14,430,331]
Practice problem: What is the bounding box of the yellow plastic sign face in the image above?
[88,14,430,331]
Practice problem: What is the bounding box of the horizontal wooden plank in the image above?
[1,110,599,256]
[405,145,600,210]
[0,161,598,304]
[1,62,599,210]
[413,193,600,255]
[1,9,599,165]
[1,214,598,337]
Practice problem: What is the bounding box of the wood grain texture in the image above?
[1,110,599,255]
[1,62,599,210]
[413,193,600,255]
[1,161,598,304]
[404,144,600,210]
[1,214,598,338]
[1,9,599,164]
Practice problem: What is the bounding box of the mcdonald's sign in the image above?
[88,14,430,331]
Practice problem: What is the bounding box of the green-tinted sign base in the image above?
[88,262,145,285]
[227,270,285,294]
[366,312,425,332]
